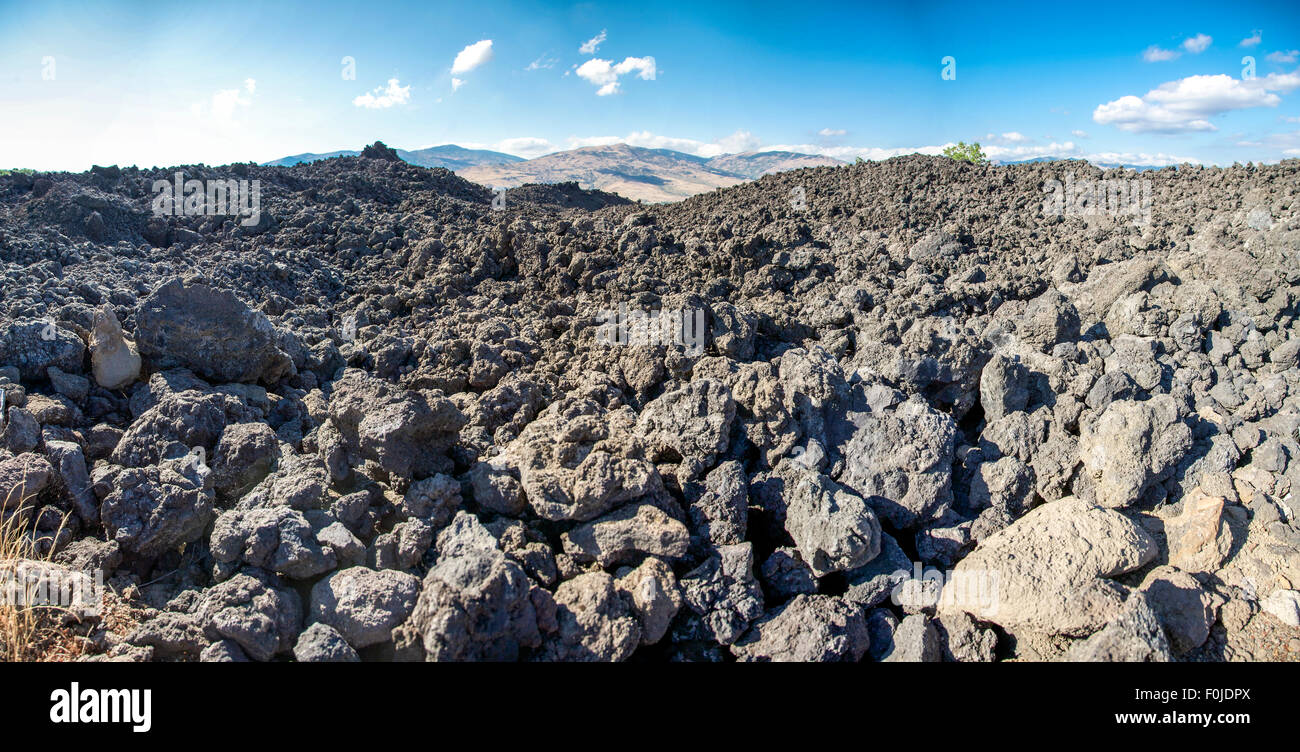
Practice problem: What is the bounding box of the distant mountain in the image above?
[458,144,748,203]
[705,150,845,179]
[999,156,1166,172]
[268,142,844,202]
[263,144,524,170]
[264,150,359,166]
[398,145,525,170]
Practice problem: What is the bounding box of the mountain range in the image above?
[264,144,525,170]
[265,143,844,202]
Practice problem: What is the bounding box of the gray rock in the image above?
[100,457,215,558]
[47,366,90,402]
[980,353,1029,422]
[326,368,466,480]
[135,278,294,384]
[192,574,303,662]
[783,470,882,577]
[0,319,85,381]
[1,406,40,453]
[44,439,96,522]
[210,506,337,580]
[760,547,818,602]
[1080,396,1193,508]
[680,542,766,645]
[1138,566,1213,654]
[1018,288,1080,352]
[687,460,748,549]
[211,422,280,501]
[614,557,683,645]
[843,531,912,607]
[935,611,997,662]
[733,595,869,662]
[310,567,420,649]
[1064,592,1172,662]
[539,572,641,662]
[836,396,958,529]
[881,614,941,662]
[398,548,540,661]
[636,379,736,466]
[293,622,361,662]
[562,502,690,568]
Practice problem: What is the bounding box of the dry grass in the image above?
[0,489,98,662]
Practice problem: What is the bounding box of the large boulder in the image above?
[539,572,642,662]
[398,548,541,661]
[939,497,1157,637]
[135,278,294,384]
[1079,396,1193,508]
[783,470,882,577]
[99,457,215,558]
[835,396,958,529]
[192,573,303,662]
[326,368,466,480]
[0,320,85,381]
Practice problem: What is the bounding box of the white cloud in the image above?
[1241,31,1262,48]
[244,78,256,94]
[495,137,555,158]
[1083,150,1199,166]
[580,30,607,55]
[1143,45,1181,62]
[819,128,847,137]
[575,56,656,95]
[451,78,465,91]
[352,78,411,109]
[564,130,760,157]
[1093,73,1294,133]
[451,39,494,74]
[1285,148,1300,156]
[526,55,556,71]
[196,83,255,126]
[982,141,1081,161]
[1071,129,1089,138]
[1183,34,1212,54]
[1267,50,1299,64]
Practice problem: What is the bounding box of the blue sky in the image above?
[1,0,1298,170]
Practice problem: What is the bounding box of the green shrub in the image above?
[941,142,987,164]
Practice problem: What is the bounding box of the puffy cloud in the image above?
[495,137,554,158]
[566,129,759,157]
[1267,50,1299,64]
[451,40,494,74]
[196,82,256,125]
[575,56,656,95]
[1143,45,1180,62]
[1241,31,1262,48]
[1093,73,1292,133]
[1183,34,1212,54]
[353,78,411,109]
[580,30,607,55]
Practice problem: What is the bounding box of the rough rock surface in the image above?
[3,150,1298,661]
